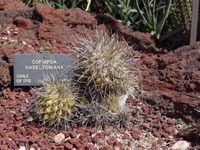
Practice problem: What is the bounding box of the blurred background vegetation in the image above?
[21,0,196,48]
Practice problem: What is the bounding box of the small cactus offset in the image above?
[106,93,120,113]
[31,75,79,129]
[80,100,132,128]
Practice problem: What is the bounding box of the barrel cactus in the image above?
[71,32,139,126]
[72,32,138,105]
[31,75,78,129]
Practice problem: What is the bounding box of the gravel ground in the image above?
[0,1,200,149]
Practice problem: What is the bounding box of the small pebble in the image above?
[54,133,65,143]
[18,146,26,150]
[172,140,190,150]
[14,32,18,35]
[27,116,34,122]
[10,110,16,114]
[7,30,11,34]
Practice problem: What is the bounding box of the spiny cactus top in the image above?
[32,75,78,129]
[72,32,139,102]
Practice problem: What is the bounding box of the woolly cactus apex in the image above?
[72,32,139,102]
[105,92,130,112]
[31,75,79,129]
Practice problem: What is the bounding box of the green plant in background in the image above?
[135,0,172,39]
[44,0,82,9]
[89,0,192,42]
[22,0,44,7]
[32,76,79,129]
[159,0,192,45]
[91,0,185,41]
[166,0,192,34]
[176,0,192,32]
[105,0,142,30]
[21,0,194,43]
[21,0,83,9]
[40,39,49,51]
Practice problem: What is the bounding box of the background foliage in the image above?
[21,0,194,45]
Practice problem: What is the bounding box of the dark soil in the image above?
[0,0,200,149]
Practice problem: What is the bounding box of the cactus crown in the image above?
[73,32,138,101]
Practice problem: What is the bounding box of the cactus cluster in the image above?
[31,32,139,129]
[71,32,138,126]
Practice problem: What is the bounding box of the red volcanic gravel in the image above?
[0,0,200,150]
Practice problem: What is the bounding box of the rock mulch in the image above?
[0,0,199,149]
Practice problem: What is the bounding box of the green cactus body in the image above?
[173,0,192,33]
[77,60,126,92]
[33,76,77,128]
[73,32,136,101]
[168,0,192,33]
[69,32,139,127]
[106,93,120,113]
